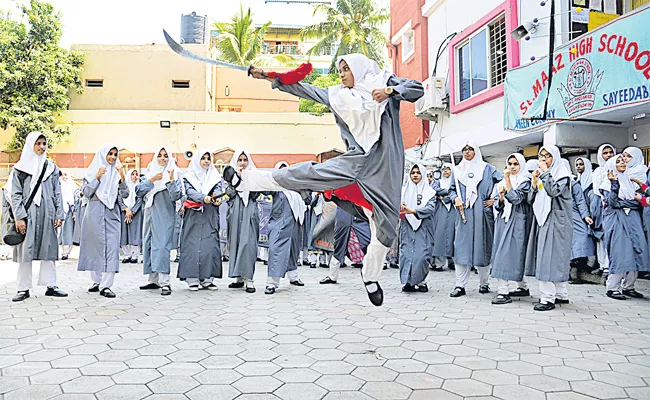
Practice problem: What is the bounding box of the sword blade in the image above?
[163,30,249,72]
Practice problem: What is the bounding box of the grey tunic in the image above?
[117,193,144,247]
[589,188,605,241]
[177,180,222,280]
[333,207,371,264]
[72,190,85,245]
[399,198,435,285]
[77,178,129,273]
[11,162,64,263]
[603,181,649,274]
[490,181,531,282]
[227,193,260,280]
[571,180,595,260]
[267,192,301,278]
[58,209,74,246]
[431,179,455,258]
[137,180,183,275]
[270,77,424,248]
[449,165,503,267]
[525,173,573,282]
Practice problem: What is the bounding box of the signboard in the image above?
[504,6,650,133]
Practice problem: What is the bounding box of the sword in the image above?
[163,30,253,75]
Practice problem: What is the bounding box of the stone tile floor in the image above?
[0,257,649,400]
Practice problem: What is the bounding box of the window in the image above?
[456,15,506,102]
[85,79,103,87]
[402,29,415,63]
[172,80,190,89]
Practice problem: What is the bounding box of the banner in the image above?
[504,6,650,133]
[311,202,336,251]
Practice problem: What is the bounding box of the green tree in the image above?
[0,0,84,150]
[299,74,341,114]
[212,5,271,66]
[300,0,389,73]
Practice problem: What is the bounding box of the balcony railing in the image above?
[261,45,302,56]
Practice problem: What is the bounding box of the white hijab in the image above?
[455,140,487,209]
[575,157,593,193]
[124,169,139,209]
[603,155,637,201]
[438,163,453,211]
[402,164,436,231]
[593,143,615,198]
[498,153,530,223]
[144,147,179,209]
[185,150,222,196]
[328,54,393,153]
[84,144,122,209]
[526,159,538,172]
[229,149,257,205]
[12,131,56,207]
[275,162,306,224]
[624,146,647,188]
[532,145,571,226]
[60,170,79,215]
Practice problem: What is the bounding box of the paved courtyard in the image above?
[0,257,649,400]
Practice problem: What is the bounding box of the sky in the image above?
[0,0,390,49]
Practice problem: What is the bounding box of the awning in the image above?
[504,5,650,134]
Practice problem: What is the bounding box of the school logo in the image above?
[557,58,604,116]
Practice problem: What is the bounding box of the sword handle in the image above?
[247,65,253,76]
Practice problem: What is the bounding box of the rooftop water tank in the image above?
[180,12,208,44]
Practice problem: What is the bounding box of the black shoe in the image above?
[450,287,466,297]
[389,263,399,269]
[12,290,30,302]
[245,286,256,293]
[100,288,116,298]
[130,258,138,263]
[122,258,130,263]
[364,281,384,307]
[352,263,363,269]
[265,286,275,295]
[61,256,68,260]
[310,263,317,269]
[201,283,218,291]
[479,285,490,294]
[554,298,570,304]
[290,280,304,287]
[534,302,556,311]
[228,281,245,289]
[45,286,68,297]
[263,261,268,266]
[319,277,337,284]
[173,255,180,263]
[88,284,100,293]
[222,165,242,189]
[402,284,417,292]
[447,264,455,270]
[508,288,530,297]
[383,265,388,270]
[432,267,444,272]
[590,268,604,276]
[222,256,229,262]
[492,294,512,305]
[319,263,328,268]
[161,286,172,296]
[256,258,263,262]
[140,283,161,290]
[417,284,429,293]
[622,289,644,299]
[607,290,627,300]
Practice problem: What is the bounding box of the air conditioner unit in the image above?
[415,77,448,121]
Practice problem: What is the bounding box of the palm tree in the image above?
[300,0,389,72]
[212,5,271,66]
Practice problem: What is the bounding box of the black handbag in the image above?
[3,161,49,246]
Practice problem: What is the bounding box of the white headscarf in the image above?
[603,154,637,201]
[593,143,615,198]
[328,54,393,153]
[60,169,79,215]
[575,157,593,193]
[402,163,436,231]
[275,162,306,224]
[84,144,122,209]
[124,169,139,209]
[229,149,257,205]
[526,159,538,172]
[532,145,571,226]
[498,153,530,223]
[185,149,222,196]
[438,163,453,211]
[623,146,647,188]
[454,140,487,209]
[144,147,179,209]
[12,131,56,207]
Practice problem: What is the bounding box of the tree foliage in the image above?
[300,0,389,73]
[212,5,271,66]
[299,74,341,114]
[0,0,84,150]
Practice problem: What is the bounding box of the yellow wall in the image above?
[69,44,300,113]
[0,110,342,155]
